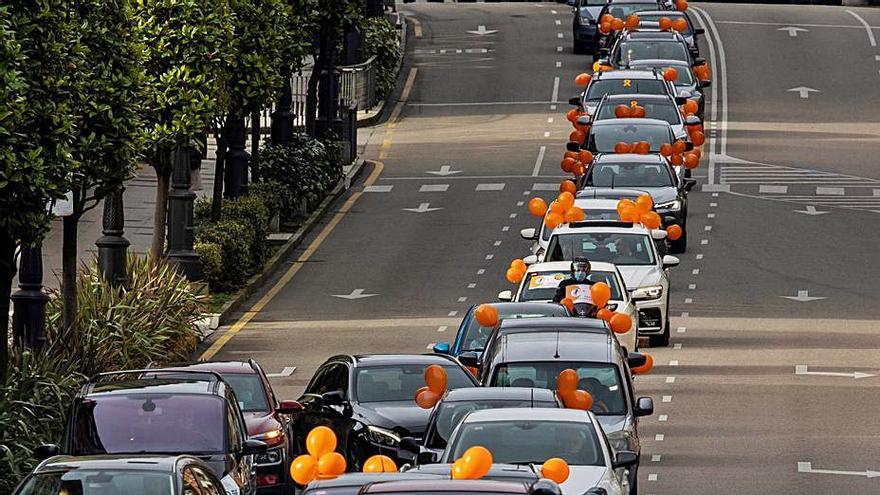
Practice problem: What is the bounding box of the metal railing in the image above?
[340,55,379,112]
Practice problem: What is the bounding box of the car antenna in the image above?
[554,331,561,359]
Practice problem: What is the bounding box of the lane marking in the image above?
[438,326,448,332]
[493,240,502,246]
[448,311,458,317]
[517,201,525,206]
[467,283,477,289]
[692,7,728,185]
[692,269,699,275]
[662,395,672,403]
[846,9,877,47]
[420,184,449,192]
[700,239,708,245]
[502,226,510,231]
[551,77,560,104]
[267,366,296,378]
[411,17,423,38]
[408,101,560,107]
[684,298,693,304]
[816,186,845,195]
[652,455,662,462]
[677,326,687,333]
[704,225,712,231]
[717,20,880,29]
[674,343,682,350]
[485,254,495,260]
[648,474,658,481]
[659,414,668,422]
[532,182,559,191]
[543,131,551,138]
[364,185,393,192]
[476,183,506,191]
[509,213,517,219]
[547,117,554,123]
[680,312,689,318]
[669,360,679,366]
[557,32,564,39]
[457,297,467,302]
[555,61,562,68]
[477,269,486,275]
[666,376,676,383]
[688,284,696,290]
[758,185,787,194]
[556,46,563,53]
[555,19,562,26]
[655,434,665,441]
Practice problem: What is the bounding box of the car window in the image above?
[585,79,668,101]
[637,13,694,35]
[355,364,475,403]
[459,305,569,351]
[519,271,622,302]
[586,124,673,153]
[427,399,558,449]
[595,99,681,125]
[546,232,656,266]
[222,373,270,412]
[617,41,690,65]
[17,470,175,495]
[449,420,604,466]
[226,401,241,450]
[307,363,348,396]
[491,362,627,415]
[586,162,675,188]
[581,208,620,220]
[605,3,658,18]
[190,466,223,495]
[305,365,331,395]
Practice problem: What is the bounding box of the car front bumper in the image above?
[634,297,666,335]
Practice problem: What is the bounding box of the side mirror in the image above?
[662,255,680,269]
[576,115,590,126]
[674,96,688,105]
[699,79,712,88]
[684,115,701,126]
[34,444,61,460]
[694,28,705,35]
[399,436,420,455]
[568,96,582,107]
[523,255,538,265]
[693,57,706,66]
[458,351,481,369]
[242,439,268,455]
[627,352,646,369]
[682,178,696,192]
[566,141,581,152]
[613,451,639,469]
[520,227,538,240]
[432,342,451,354]
[635,397,654,417]
[277,400,303,414]
[497,290,513,302]
[322,390,345,406]
[650,229,667,240]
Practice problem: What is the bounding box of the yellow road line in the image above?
[411,17,423,38]
[201,68,419,361]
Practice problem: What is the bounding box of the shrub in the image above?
[260,134,343,215]
[247,180,286,220]
[221,195,269,267]
[195,219,253,292]
[194,241,223,291]
[362,17,401,99]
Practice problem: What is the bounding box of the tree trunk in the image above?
[0,228,15,384]
[151,160,172,258]
[61,214,79,332]
[305,62,321,137]
[211,133,227,222]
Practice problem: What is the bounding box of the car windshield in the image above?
[585,79,668,101]
[70,395,226,455]
[355,365,475,403]
[587,124,672,152]
[582,208,621,220]
[519,271,621,302]
[546,232,656,266]
[491,362,627,415]
[17,470,174,495]
[605,3,659,18]
[222,373,270,412]
[586,162,674,188]
[617,41,690,65]
[459,305,569,352]
[427,399,557,448]
[638,14,693,34]
[448,420,604,466]
[595,99,681,125]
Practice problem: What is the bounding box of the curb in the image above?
[197,158,367,334]
[356,12,410,128]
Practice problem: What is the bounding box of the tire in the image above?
[649,315,670,347]
[669,225,687,253]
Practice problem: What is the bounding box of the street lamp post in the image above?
[166,145,202,280]
[224,116,249,198]
[95,188,130,287]
[271,71,295,146]
[11,245,49,352]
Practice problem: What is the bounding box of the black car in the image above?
[14,455,229,495]
[593,0,672,56]
[578,153,695,252]
[603,30,706,70]
[628,59,710,119]
[568,0,607,54]
[630,10,704,56]
[35,370,266,495]
[582,118,685,154]
[590,93,700,143]
[290,354,479,470]
[574,69,679,116]
[300,472,444,495]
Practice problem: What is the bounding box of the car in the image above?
[403,387,561,461]
[628,59,709,118]
[597,0,671,27]
[358,478,564,495]
[590,93,701,142]
[300,472,444,495]
[629,10,703,56]
[14,455,230,495]
[439,408,641,495]
[432,302,570,358]
[290,354,479,470]
[579,153,695,252]
[544,221,680,346]
[162,360,301,494]
[602,30,707,70]
[497,261,638,351]
[568,0,607,54]
[574,69,679,116]
[35,370,266,495]
[583,118,686,154]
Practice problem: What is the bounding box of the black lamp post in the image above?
[95,187,130,287]
[166,145,202,280]
[314,46,344,140]
[11,245,49,352]
[224,116,249,198]
[271,71,295,146]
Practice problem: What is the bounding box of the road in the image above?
[203,3,880,493]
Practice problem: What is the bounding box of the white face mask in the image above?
[573,270,588,282]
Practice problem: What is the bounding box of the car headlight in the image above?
[655,200,681,211]
[366,425,401,447]
[607,430,634,453]
[255,446,283,466]
[631,286,663,300]
[252,429,285,448]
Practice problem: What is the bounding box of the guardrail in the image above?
[340,55,379,112]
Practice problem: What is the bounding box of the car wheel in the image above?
[650,316,670,347]
[669,225,687,254]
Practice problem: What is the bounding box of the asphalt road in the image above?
[204,3,880,493]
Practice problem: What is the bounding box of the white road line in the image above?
[690,7,727,185]
[712,193,719,197]
[677,326,687,333]
[875,55,880,61]
[551,9,558,14]
[555,61,562,68]
[532,183,559,191]
[502,226,510,231]
[426,343,435,350]
[684,298,693,304]
[267,366,297,377]
[543,131,551,137]
[655,434,665,441]
[692,269,700,275]
[493,240,502,246]
[846,10,877,47]
[517,201,524,206]
[662,395,672,403]
[674,343,683,349]
[652,455,662,462]
[438,326,447,332]
[551,76,560,104]
[717,20,880,29]
[670,360,679,366]
[659,414,668,422]
[485,254,494,260]
[467,283,477,289]
[758,185,788,193]
[477,269,486,275]
[448,311,458,317]
[509,213,517,219]
[707,213,715,218]
[666,376,676,383]
[557,32,564,39]
[556,46,563,53]
[555,19,562,25]
[688,284,696,290]
[420,184,449,192]
[648,474,658,481]
[523,190,532,195]
[547,117,554,123]
[681,311,689,318]
[364,185,393,192]
[476,183,506,191]
[457,297,467,302]
[700,239,708,245]
[704,225,712,231]
[816,186,845,195]
[710,202,717,207]
[696,254,703,260]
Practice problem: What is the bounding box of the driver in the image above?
[552,258,599,318]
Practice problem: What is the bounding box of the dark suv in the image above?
[36,370,266,495]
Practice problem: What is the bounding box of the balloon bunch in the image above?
[659,140,701,170]
[415,364,447,409]
[615,104,646,119]
[613,141,652,154]
[662,67,678,82]
[362,455,398,473]
[617,195,662,228]
[556,369,594,410]
[599,14,640,34]
[561,150,593,176]
[540,458,571,484]
[693,62,711,81]
[658,16,689,32]
[506,259,527,284]
[559,282,633,333]
[289,427,347,485]
[542,191,585,229]
[451,446,493,480]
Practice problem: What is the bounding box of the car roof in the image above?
[165,361,258,375]
[497,317,610,335]
[462,407,592,424]
[629,58,690,68]
[573,198,624,210]
[550,221,651,235]
[35,455,188,473]
[594,153,666,164]
[492,331,615,363]
[602,93,673,103]
[593,69,661,80]
[480,302,572,314]
[526,261,617,273]
[350,354,462,367]
[363,479,530,494]
[442,386,558,402]
[575,188,649,200]
[623,30,682,41]
[85,378,220,397]
[590,117,670,128]
[305,472,444,490]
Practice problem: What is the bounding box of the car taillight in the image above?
[256,474,279,486]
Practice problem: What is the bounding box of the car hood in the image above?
[625,186,678,205]
[243,411,282,437]
[355,401,431,437]
[560,466,611,495]
[618,264,663,289]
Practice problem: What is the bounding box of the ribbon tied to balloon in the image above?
[289,426,347,485]
[415,364,448,409]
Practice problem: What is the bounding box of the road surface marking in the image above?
[403,202,442,213]
[477,269,486,275]
[509,213,517,219]
[485,254,494,260]
[700,239,708,245]
[652,455,662,462]
[516,201,524,206]
[798,461,880,478]
[532,183,559,191]
[457,297,467,302]
[688,284,696,290]
[659,414,668,422]
[684,298,693,304]
[674,343,682,349]
[502,226,510,231]
[816,186,844,195]
[420,184,449,192]
[493,240,502,246]
[533,146,547,177]
[666,376,676,383]
[778,26,808,37]
[426,165,462,176]
[332,289,378,300]
[555,61,562,68]
[677,326,687,333]
[781,290,826,302]
[704,225,712,231]
[680,312,689,318]
[758,185,787,194]
[669,360,679,366]
[655,434,665,441]
[547,117,554,123]
[557,32,563,39]
[787,86,820,99]
[648,474,658,481]
[555,19,561,25]
[692,269,700,274]
[467,283,476,289]
[448,311,458,317]
[846,10,877,47]
[411,17,423,38]
[476,183,505,191]
[364,185,393,192]
[795,365,875,379]
[438,326,447,332]
[695,254,703,260]
[543,131,551,137]
[267,367,296,377]
[717,20,879,29]
[691,7,728,185]
[556,46,563,52]
[662,395,672,403]
[551,76,560,104]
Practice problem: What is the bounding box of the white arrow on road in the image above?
[426,165,462,176]
[403,202,442,213]
[781,290,826,302]
[794,205,829,216]
[267,366,297,377]
[332,289,378,300]
[467,25,498,36]
[787,86,820,99]
[778,26,809,37]
[798,462,880,478]
[795,365,875,379]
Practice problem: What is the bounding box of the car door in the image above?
[226,397,256,495]
[293,364,334,452]
[317,363,356,447]
[190,464,227,495]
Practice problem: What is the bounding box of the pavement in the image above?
[202,2,880,494]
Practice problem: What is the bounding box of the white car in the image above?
[440,408,635,495]
[540,221,678,347]
[497,261,639,352]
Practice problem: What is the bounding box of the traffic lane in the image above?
[702,3,880,178]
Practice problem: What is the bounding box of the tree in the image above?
[135,0,233,257]
[1,2,78,380]
[60,0,146,330]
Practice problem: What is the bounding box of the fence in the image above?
[340,56,379,112]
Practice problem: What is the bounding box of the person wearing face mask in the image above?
[552,258,598,317]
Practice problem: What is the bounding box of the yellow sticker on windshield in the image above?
[623,80,632,88]
[630,100,638,108]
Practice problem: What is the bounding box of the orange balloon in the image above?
[528,197,548,217]
[306,426,337,458]
[599,21,612,35]
[545,211,564,229]
[317,452,347,477]
[475,304,499,327]
[560,180,577,195]
[619,205,639,223]
[692,147,702,159]
[290,454,318,485]
[631,105,646,118]
[561,157,576,173]
[557,191,575,210]
[363,455,398,473]
[666,224,683,241]
[692,131,706,146]
[563,206,585,223]
[659,143,673,157]
[569,130,586,143]
[663,68,678,82]
[510,258,527,272]
[683,152,699,169]
[625,14,640,29]
[636,193,654,212]
[633,140,650,154]
[574,163,586,177]
[564,150,578,161]
[590,282,612,308]
[549,200,565,214]
[695,63,711,81]
[616,198,635,214]
[609,313,632,334]
[561,389,593,410]
[611,17,625,31]
[632,353,654,375]
[415,387,440,409]
[614,105,631,118]
[672,139,687,154]
[566,108,580,123]
[596,308,613,321]
[577,150,593,163]
[574,73,592,87]
[601,14,614,24]
[658,16,673,31]
[425,364,447,393]
[557,368,578,392]
[675,0,688,11]
[541,458,571,484]
[683,99,699,115]
[641,211,662,229]
[459,446,493,480]
[614,142,631,154]
[506,267,525,284]
[669,153,683,166]
[560,296,575,313]
[672,18,688,32]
